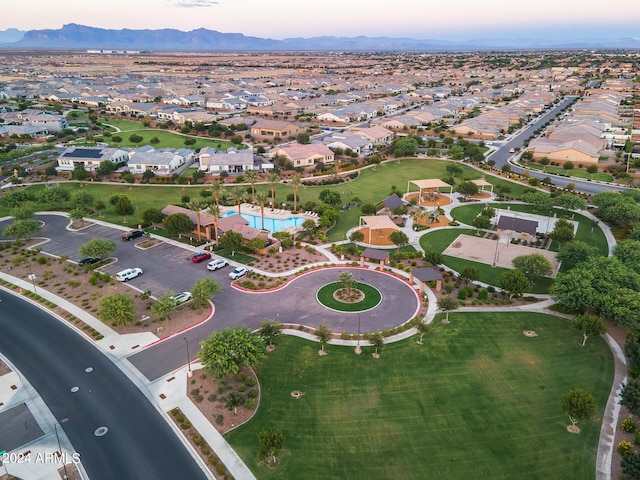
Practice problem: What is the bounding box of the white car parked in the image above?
[228,266,248,280]
[115,268,143,282]
[169,292,192,305]
[207,259,229,271]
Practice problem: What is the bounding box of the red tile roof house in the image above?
[250,119,302,139]
[269,142,335,168]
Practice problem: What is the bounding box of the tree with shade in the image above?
[68,208,86,223]
[360,203,377,215]
[223,391,245,415]
[227,186,248,215]
[388,230,409,254]
[621,378,640,416]
[141,208,165,229]
[411,317,431,345]
[219,230,244,256]
[188,198,207,242]
[560,388,597,432]
[349,230,364,243]
[574,313,606,347]
[446,162,463,177]
[369,331,385,357]
[151,293,179,321]
[523,191,553,213]
[460,266,480,283]
[39,188,70,208]
[254,191,269,231]
[338,271,357,298]
[97,160,116,176]
[71,191,95,211]
[437,296,459,322]
[98,293,136,326]
[79,238,116,260]
[391,137,418,157]
[556,240,600,271]
[94,200,105,217]
[2,219,41,242]
[10,207,33,221]
[259,428,285,466]
[72,165,88,182]
[550,218,575,245]
[301,218,316,234]
[209,179,224,206]
[512,253,553,284]
[423,250,443,266]
[613,240,640,275]
[245,169,261,203]
[290,173,303,212]
[206,203,221,245]
[296,132,310,144]
[266,171,280,209]
[554,193,587,211]
[114,195,134,223]
[497,269,530,298]
[199,327,266,379]
[315,324,332,354]
[319,188,341,206]
[472,214,492,230]
[190,278,222,309]
[259,320,283,349]
[163,212,194,238]
[456,180,479,199]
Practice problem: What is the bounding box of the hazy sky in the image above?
[3,0,639,40]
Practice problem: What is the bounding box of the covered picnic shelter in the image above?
[471,177,494,196]
[359,215,400,245]
[406,179,453,206]
[411,267,444,293]
[359,248,391,269]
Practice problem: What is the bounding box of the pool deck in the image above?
[219,203,316,233]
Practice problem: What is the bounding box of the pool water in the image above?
[223,211,305,233]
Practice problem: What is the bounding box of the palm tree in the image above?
[266,171,280,209]
[206,203,221,245]
[227,186,247,215]
[188,198,207,242]
[245,169,261,203]
[209,179,223,206]
[254,191,269,230]
[290,173,303,212]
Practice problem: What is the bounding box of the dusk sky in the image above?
[3,0,639,40]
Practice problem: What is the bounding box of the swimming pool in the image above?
[223,211,305,233]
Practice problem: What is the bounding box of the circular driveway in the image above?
[243,267,420,332]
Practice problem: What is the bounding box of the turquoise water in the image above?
[222,211,305,233]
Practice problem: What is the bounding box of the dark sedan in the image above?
[78,257,101,266]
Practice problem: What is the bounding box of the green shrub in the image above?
[37,256,47,265]
[477,289,488,301]
[618,440,633,456]
[623,418,637,433]
[247,388,258,399]
[215,414,224,425]
[245,377,257,387]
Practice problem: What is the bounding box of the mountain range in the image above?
[1,24,639,51]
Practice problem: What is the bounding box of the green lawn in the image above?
[450,204,609,257]
[419,228,553,292]
[226,312,613,480]
[524,163,613,182]
[99,128,238,151]
[99,117,145,131]
[316,282,382,312]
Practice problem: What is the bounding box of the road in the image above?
[0,290,208,480]
[486,96,627,195]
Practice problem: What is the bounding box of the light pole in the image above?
[183,337,192,377]
[54,423,69,480]
[355,314,362,355]
[25,256,38,295]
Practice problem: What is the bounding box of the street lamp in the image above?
[354,314,362,355]
[183,337,192,377]
[54,423,69,480]
[25,256,38,295]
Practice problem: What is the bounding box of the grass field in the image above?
[225,312,613,480]
[1,159,532,241]
[419,228,553,292]
[99,128,238,151]
[316,282,382,312]
[450,203,610,257]
[523,163,613,182]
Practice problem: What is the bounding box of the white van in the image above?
[115,268,143,282]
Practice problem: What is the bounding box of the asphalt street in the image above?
[487,96,627,195]
[0,290,208,480]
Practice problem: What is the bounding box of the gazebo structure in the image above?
[358,215,400,246]
[471,177,494,196]
[410,267,444,293]
[359,248,391,269]
[406,179,453,207]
